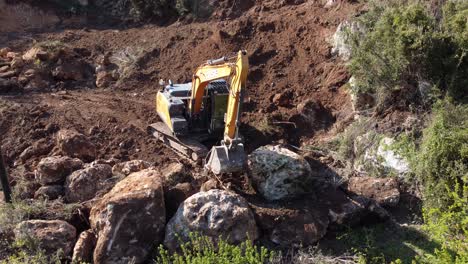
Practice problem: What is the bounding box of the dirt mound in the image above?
[0,0,361,191]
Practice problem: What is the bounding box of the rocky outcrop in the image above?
[65,164,113,203]
[57,129,96,162]
[248,145,313,201]
[346,176,400,207]
[72,230,97,264]
[112,160,152,177]
[354,135,410,178]
[14,220,76,256]
[251,202,329,247]
[331,21,364,61]
[34,185,65,200]
[36,156,83,185]
[90,169,165,264]
[164,190,258,252]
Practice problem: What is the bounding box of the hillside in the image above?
[0,0,466,263]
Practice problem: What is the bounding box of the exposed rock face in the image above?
[34,185,65,200]
[90,169,165,264]
[164,190,258,252]
[355,136,410,178]
[112,160,152,177]
[36,156,83,185]
[347,177,400,207]
[14,220,76,256]
[376,138,410,177]
[57,129,96,162]
[72,230,97,264]
[65,164,113,203]
[248,145,313,201]
[251,202,329,247]
[331,21,363,61]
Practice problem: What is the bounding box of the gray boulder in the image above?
[164,190,258,252]
[248,145,313,201]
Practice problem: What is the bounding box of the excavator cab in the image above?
[150,50,248,174]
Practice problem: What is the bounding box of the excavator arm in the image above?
[189,50,248,144]
[188,50,248,175]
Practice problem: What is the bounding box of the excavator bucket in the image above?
[205,144,246,175]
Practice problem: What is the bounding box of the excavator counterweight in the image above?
[149,51,249,174]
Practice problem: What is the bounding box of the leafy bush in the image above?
[156,234,275,264]
[418,184,468,263]
[394,101,467,263]
[348,1,468,105]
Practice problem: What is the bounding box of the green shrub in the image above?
[155,234,275,264]
[348,1,468,105]
[394,101,467,263]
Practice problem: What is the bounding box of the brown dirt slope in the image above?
[0,0,360,169]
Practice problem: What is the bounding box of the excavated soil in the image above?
[1,0,361,186]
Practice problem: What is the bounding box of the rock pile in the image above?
[11,141,400,263]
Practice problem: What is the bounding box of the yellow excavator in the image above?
[148,50,248,174]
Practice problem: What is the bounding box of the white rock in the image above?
[248,145,313,201]
[164,190,258,252]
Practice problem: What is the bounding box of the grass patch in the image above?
[329,223,440,264]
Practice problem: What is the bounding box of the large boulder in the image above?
[57,129,96,162]
[14,220,76,256]
[90,169,166,264]
[251,201,329,247]
[65,164,113,203]
[248,145,313,201]
[164,190,258,252]
[112,160,152,177]
[72,230,97,264]
[36,156,83,185]
[346,176,400,207]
